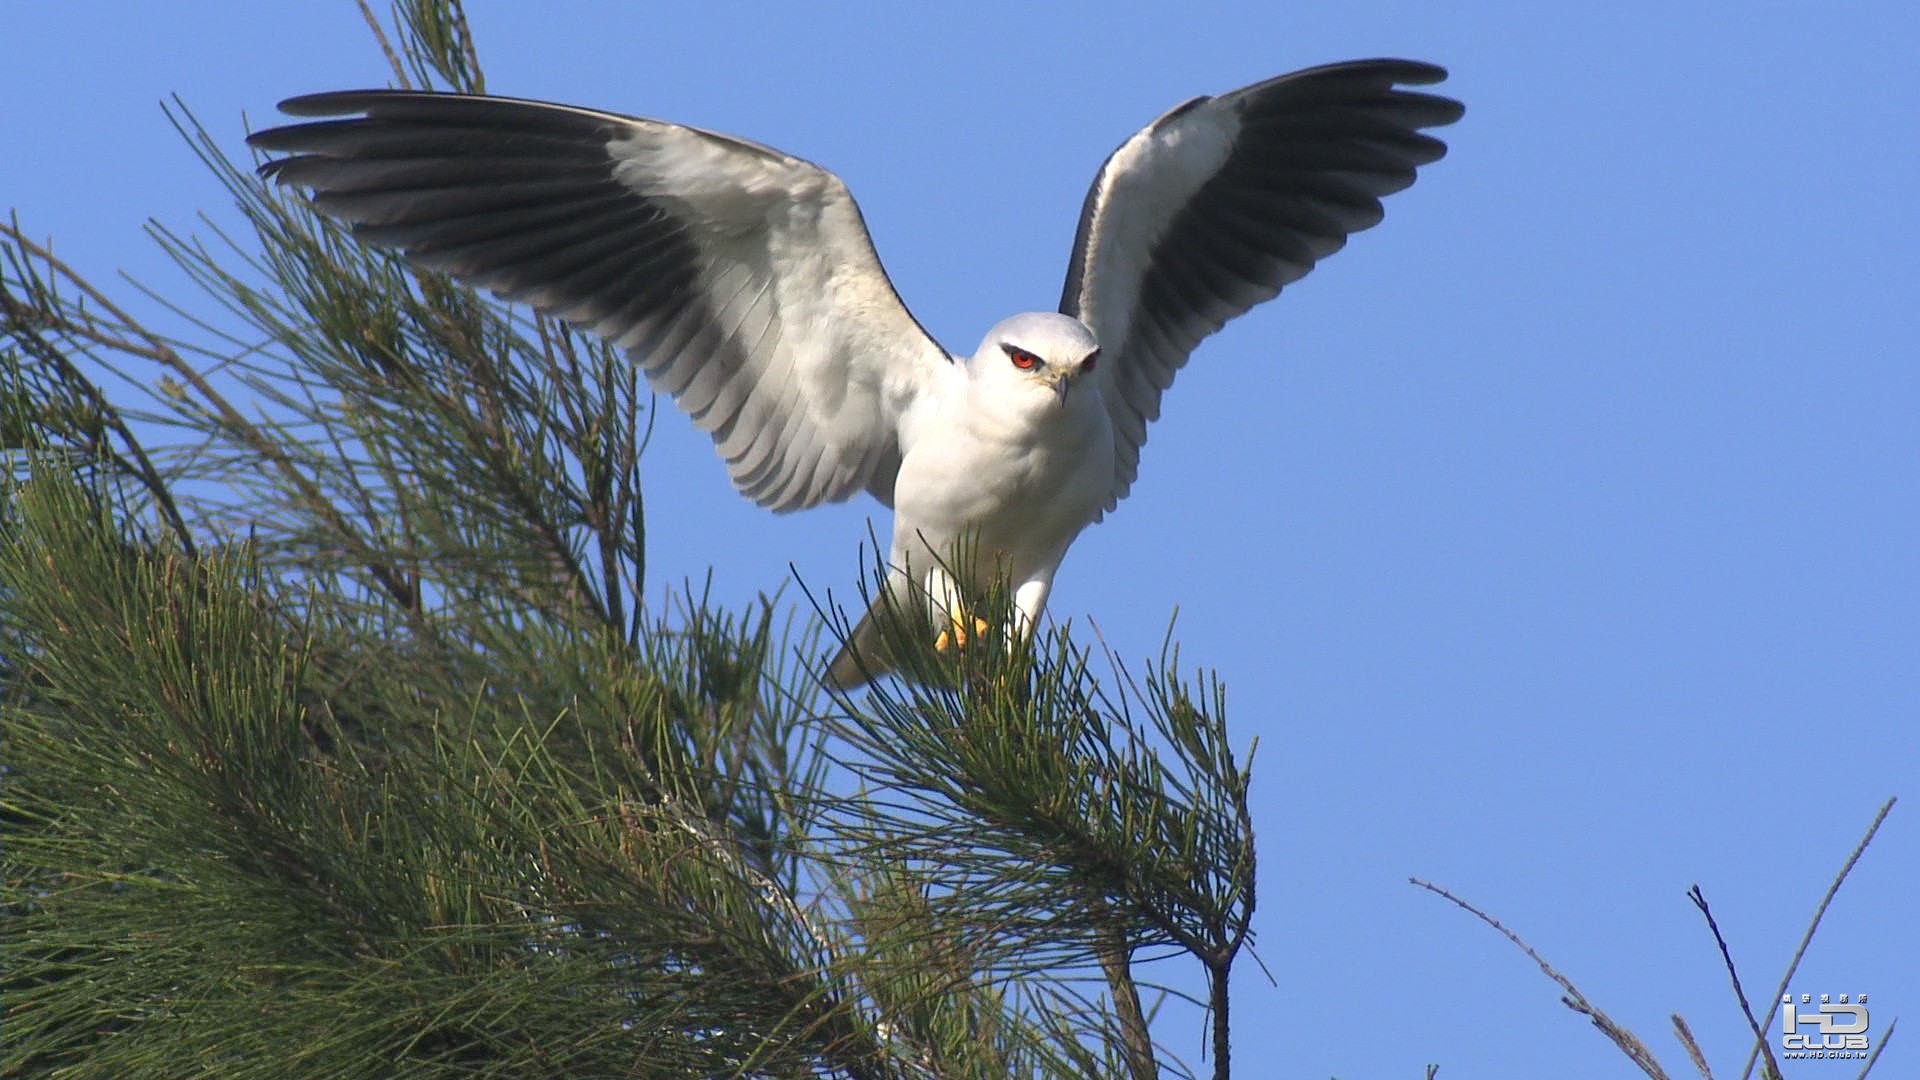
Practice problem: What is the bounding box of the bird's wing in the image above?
[1059,60,1463,510]
[250,90,950,512]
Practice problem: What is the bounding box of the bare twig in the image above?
[1689,885,1780,1080]
[1412,877,1671,1080]
[1856,1014,1895,1079]
[1740,796,1897,1080]
[1207,955,1229,1080]
[1091,905,1155,1080]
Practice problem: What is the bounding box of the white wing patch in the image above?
[251,91,950,514]
[1076,103,1237,355]
[1060,60,1463,509]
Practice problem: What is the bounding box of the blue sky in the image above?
[8,2,1916,1075]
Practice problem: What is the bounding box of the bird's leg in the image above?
[1008,577,1052,652]
[923,568,988,652]
[934,608,993,652]
[935,618,991,652]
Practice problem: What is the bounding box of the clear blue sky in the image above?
[8,2,1915,1075]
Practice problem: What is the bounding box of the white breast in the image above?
[891,381,1113,583]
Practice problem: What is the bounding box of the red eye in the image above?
[1081,350,1099,373]
[1003,344,1041,370]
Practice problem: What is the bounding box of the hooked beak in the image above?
[1044,367,1073,402]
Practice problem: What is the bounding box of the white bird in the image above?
[249,59,1462,688]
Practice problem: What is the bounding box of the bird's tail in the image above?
[823,603,893,690]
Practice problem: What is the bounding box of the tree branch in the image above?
[1092,899,1156,1080]
[0,222,428,624]
[1740,796,1897,1080]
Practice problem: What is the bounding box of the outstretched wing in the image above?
[1060,59,1463,509]
[251,90,950,512]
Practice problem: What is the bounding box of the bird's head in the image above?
[968,312,1101,411]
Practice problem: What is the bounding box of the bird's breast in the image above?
[890,395,1112,578]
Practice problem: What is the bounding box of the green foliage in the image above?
[1,3,1256,1077]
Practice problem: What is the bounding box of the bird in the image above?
[247,58,1463,688]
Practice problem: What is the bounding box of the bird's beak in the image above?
[1046,368,1072,402]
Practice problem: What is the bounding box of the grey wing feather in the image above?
[251,90,949,513]
[1061,59,1464,509]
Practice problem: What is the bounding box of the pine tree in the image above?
[2,4,1256,1076]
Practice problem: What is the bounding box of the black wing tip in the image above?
[1328,58,1452,84]
[248,90,638,161]
[276,88,543,117]
[247,121,329,154]
[1238,58,1464,128]
[274,89,421,117]
[246,91,394,155]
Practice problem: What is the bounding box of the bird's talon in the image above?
[934,615,994,653]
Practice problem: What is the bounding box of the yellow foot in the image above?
[934,615,993,652]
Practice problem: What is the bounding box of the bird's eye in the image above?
[1002,344,1041,371]
[1081,350,1099,373]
